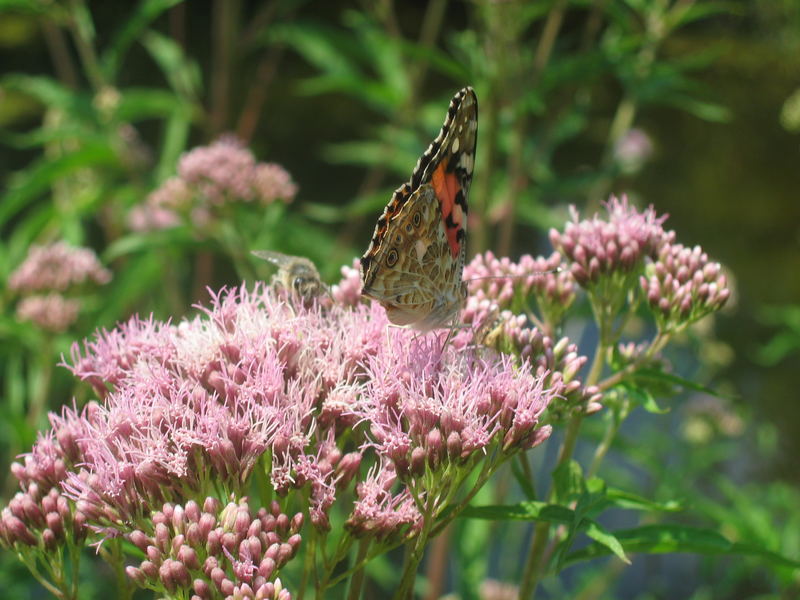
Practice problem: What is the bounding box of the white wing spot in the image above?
[452,138,460,153]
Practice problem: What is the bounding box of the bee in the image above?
[252,250,327,303]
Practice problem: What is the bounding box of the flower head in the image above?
[550,195,671,287]
[16,294,80,333]
[129,137,297,233]
[641,243,730,331]
[9,242,111,294]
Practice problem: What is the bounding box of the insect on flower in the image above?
[252,250,327,303]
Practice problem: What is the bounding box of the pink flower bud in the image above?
[193,578,211,598]
[258,557,276,579]
[126,566,147,586]
[140,560,158,579]
[255,582,275,600]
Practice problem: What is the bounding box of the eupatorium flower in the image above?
[463,251,575,327]
[129,136,297,232]
[125,497,298,600]
[641,243,731,331]
[549,195,671,287]
[16,294,80,333]
[9,242,111,294]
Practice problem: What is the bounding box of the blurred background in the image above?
[0,0,798,598]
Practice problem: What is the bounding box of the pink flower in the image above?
[178,136,259,204]
[9,242,111,294]
[331,259,363,307]
[641,242,731,331]
[549,195,672,287]
[16,294,80,332]
[253,163,298,203]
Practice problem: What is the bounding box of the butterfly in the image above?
[252,250,326,304]
[360,87,478,332]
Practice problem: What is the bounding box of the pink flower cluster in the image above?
[125,497,297,600]
[549,196,672,287]
[641,243,730,331]
[9,242,111,293]
[130,136,297,232]
[463,251,575,327]
[2,279,560,594]
[9,242,111,332]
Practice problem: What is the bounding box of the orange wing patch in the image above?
[432,162,463,258]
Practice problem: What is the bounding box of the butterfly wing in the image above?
[360,87,478,330]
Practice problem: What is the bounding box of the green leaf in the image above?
[634,368,734,399]
[156,108,192,181]
[0,143,118,228]
[552,459,584,503]
[463,502,629,566]
[461,501,574,525]
[101,0,183,79]
[140,30,202,100]
[564,524,800,570]
[1,74,92,116]
[584,520,630,564]
[115,87,192,121]
[602,487,683,513]
[511,456,537,500]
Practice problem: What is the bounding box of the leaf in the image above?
[583,520,630,564]
[140,30,202,100]
[156,108,192,181]
[634,368,734,399]
[511,456,537,500]
[1,74,92,117]
[101,0,183,79]
[0,143,118,228]
[564,524,800,570]
[461,501,574,525]
[462,502,629,566]
[115,87,193,121]
[602,487,683,513]
[552,459,584,503]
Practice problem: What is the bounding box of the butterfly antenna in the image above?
[463,267,562,284]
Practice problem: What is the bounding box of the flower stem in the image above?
[519,339,607,598]
[346,538,371,600]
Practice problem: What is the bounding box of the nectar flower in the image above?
[16,294,80,333]
[463,251,575,327]
[125,497,298,599]
[129,137,297,233]
[549,195,671,287]
[9,242,111,294]
[641,243,730,331]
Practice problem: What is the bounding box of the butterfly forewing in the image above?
[360,87,478,331]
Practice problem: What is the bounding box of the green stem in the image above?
[66,0,105,91]
[346,538,371,600]
[299,526,316,600]
[28,338,54,429]
[519,339,607,598]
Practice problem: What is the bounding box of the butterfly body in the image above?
[360,87,478,331]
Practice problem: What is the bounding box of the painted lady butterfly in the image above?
[360,87,478,331]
